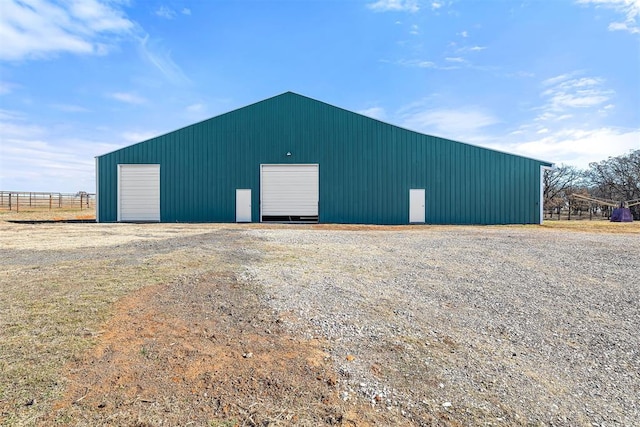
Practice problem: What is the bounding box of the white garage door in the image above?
[261,164,318,222]
[118,164,160,221]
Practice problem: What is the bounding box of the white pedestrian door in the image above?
[409,189,425,223]
[236,189,252,222]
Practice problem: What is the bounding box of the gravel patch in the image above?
[241,227,639,426]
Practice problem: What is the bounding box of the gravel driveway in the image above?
[2,222,637,426]
[241,226,639,426]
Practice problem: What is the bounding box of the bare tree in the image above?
[544,165,582,219]
[570,188,591,219]
[586,150,640,220]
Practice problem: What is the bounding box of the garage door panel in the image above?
[121,195,160,201]
[261,164,318,218]
[119,164,160,221]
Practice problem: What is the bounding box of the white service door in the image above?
[409,189,425,223]
[261,164,319,218]
[236,189,252,222]
[118,164,160,221]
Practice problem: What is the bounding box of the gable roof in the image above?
[98,91,553,166]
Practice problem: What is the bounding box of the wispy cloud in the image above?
[577,0,640,34]
[498,127,640,168]
[542,73,575,87]
[537,73,614,120]
[394,59,436,68]
[478,72,635,167]
[121,130,158,143]
[367,0,420,13]
[155,6,176,19]
[431,2,443,10]
[155,5,191,19]
[394,57,503,72]
[394,58,462,70]
[185,102,211,121]
[455,45,488,54]
[0,109,118,191]
[395,100,638,168]
[0,109,44,138]
[401,105,501,140]
[504,70,535,78]
[187,103,205,113]
[378,58,633,169]
[50,103,91,113]
[108,92,147,104]
[0,81,17,95]
[599,103,615,113]
[393,54,530,79]
[607,20,639,32]
[357,107,387,120]
[138,35,190,85]
[1,1,190,86]
[0,0,135,61]
[0,139,103,192]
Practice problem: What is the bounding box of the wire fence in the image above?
[0,191,94,212]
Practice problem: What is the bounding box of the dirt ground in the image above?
[49,273,357,426]
[0,212,413,426]
[1,209,638,426]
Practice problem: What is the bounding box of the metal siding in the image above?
[96,92,551,224]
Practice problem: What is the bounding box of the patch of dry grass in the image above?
[540,219,640,234]
[0,222,226,425]
[0,207,96,222]
[4,206,636,234]
[1,258,141,423]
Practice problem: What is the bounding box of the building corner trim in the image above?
[95,157,100,223]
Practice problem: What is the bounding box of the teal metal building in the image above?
[95,92,553,224]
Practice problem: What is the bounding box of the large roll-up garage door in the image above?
[261,164,319,222]
[118,164,160,222]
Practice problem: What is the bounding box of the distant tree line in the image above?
[543,149,640,220]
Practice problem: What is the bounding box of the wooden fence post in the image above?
[49,194,52,210]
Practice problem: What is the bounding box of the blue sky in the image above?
[1,0,639,193]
